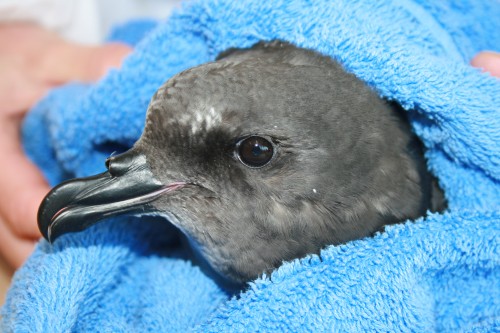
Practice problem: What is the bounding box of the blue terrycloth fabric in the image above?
[2,0,500,331]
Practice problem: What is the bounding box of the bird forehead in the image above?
[185,105,223,134]
[146,54,331,139]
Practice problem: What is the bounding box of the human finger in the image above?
[470,51,500,78]
[0,117,48,239]
[0,215,37,269]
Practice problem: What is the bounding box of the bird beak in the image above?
[38,150,184,242]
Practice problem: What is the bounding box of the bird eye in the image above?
[237,136,274,168]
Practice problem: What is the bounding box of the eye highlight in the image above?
[236,136,275,168]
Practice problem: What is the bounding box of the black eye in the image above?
[237,136,274,168]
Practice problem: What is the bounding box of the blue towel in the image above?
[2,0,500,331]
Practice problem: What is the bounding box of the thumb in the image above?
[470,51,500,78]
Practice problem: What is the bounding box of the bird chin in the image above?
[139,210,184,230]
[139,210,246,292]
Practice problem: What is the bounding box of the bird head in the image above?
[38,42,441,285]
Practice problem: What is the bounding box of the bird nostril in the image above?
[105,157,118,176]
[106,158,128,177]
[96,141,131,174]
[105,151,121,174]
[105,155,125,177]
[104,151,144,177]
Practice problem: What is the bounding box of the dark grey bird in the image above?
[38,41,444,287]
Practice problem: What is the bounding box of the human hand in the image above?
[471,51,500,78]
[0,23,132,268]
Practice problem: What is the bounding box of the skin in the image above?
[0,23,131,268]
[471,51,500,77]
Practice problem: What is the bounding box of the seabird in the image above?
[38,41,445,287]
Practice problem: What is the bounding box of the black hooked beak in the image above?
[38,150,185,242]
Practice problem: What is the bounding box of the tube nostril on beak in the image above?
[106,156,128,177]
[105,157,122,177]
[105,157,111,170]
[105,150,144,177]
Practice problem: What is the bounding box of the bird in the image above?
[38,41,445,288]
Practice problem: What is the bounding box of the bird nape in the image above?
[38,41,445,288]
